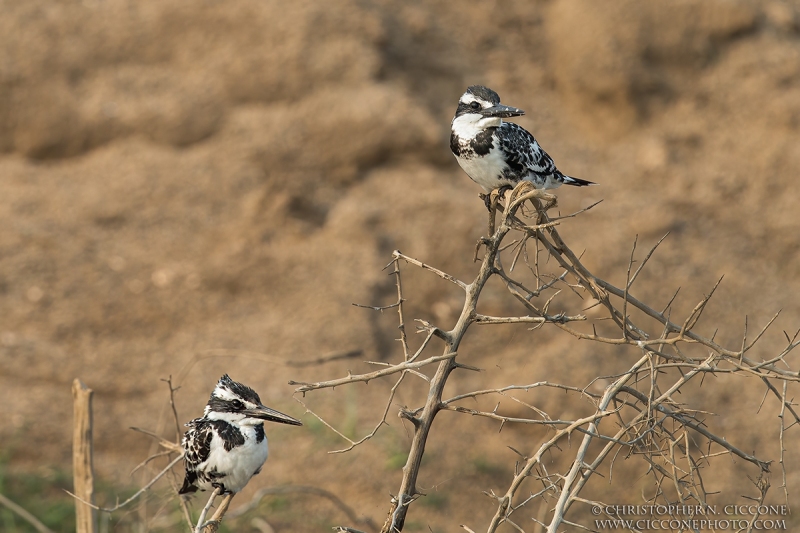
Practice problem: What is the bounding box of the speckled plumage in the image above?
[450,85,595,195]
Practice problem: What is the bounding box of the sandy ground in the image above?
[2,0,800,530]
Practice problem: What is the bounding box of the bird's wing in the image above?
[499,122,561,179]
[179,418,214,494]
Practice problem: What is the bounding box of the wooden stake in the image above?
[72,379,97,533]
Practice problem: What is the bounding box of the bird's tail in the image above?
[562,175,595,187]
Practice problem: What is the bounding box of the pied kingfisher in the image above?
[179,374,302,495]
[450,85,594,207]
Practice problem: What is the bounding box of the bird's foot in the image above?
[210,482,230,494]
[480,187,512,213]
[482,190,505,235]
[497,185,513,200]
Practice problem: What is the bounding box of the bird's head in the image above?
[452,85,525,135]
[204,374,303,427]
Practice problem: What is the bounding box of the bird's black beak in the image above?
[244,405,303,426]
[481,104,525,118]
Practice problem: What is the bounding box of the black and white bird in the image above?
[450,85,594,206]
[179,374,302,495]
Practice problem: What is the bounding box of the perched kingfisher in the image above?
[179,374,302,495]
[450,85,594,207]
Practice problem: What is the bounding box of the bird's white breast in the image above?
[455,144,512,192]
[452,114,514,192]
[199,425,268,493]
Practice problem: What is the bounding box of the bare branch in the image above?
[0,493,56,533]
[393,250,468,290]
[161,376,183,442]
[391,257,412,361]
[289,351,457,392]
[130,426,184,454]
[486,409,623,532]
[472,313,585,325]
[618,386,771,471]
[778,380,790,506]
[628,232,670,288]
[200,492,233,533]
[296,370,411,453]
[442,382,598,406]
[543,353,652,533]
[195,487,221,533]
[66,454,184,512]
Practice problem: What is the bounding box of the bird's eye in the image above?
[231,400,243,409]
[470,101,481,110]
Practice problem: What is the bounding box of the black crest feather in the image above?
[218,374,261,402]
[467,85,501,105]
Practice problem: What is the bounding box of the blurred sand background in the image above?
[2,0,800,531]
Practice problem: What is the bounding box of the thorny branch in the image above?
[290,181,799,532]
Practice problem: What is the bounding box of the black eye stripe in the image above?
[457,101,483,113]
[206,396,248,413]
